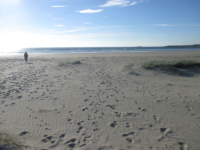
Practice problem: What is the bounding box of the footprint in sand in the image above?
[157,136,164,141]
[69,111,73,115]
[115,112,121,117]
[65,138,76,144]
[84,99,89,102]
[67,118,72,122]
[122,132,134,137]
[17,95,22,99]
[153,115,161,123]
[82,135,91,142]
[110,121,117,127]
[178,142,189,150]
[77,126,83,133]
[82,108,88,111]
[19,131,29,136]
[126,122,131,128]
[41,135,53,143]
[160,128,172,135]
[77,121,84,126]
[88,115,95,120]
[65,138,76,148]
[138,107,147,112]
[126,137,132,142]
[106,105,116,109]
[49,133,66,148]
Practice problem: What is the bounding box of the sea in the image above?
[1,47,200,55]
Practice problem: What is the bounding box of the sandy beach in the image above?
[0,51,200,150]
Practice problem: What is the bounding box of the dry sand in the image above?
[0,51,200,150]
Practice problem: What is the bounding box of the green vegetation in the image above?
[58,60,81,66]
[71,60,81,64]
[141,60,200,75]
[58,62,69,66]
[128,71,137,75]
[123,63,134,70]
[0,132,26,149]
[142,60,200,69]
[123,63,139,75]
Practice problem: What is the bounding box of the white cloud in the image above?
[0,22,5,24]
[78,9,103,13]
[130,0,148,5]
[84,22,92,24]
[53,18,64,20]
[54,25,63,27]
[100,0,148,7]
[51,5,65,7]
[152,24,200,27]
[65,29,82,33]
[154,24,170,27]
[100,0,130,7]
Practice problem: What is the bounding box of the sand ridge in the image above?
[0,51,200,150]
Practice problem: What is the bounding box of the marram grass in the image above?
[141,60,200,70]
[0,132,26,149]
[71,60,81,64]
[58,60,81,66]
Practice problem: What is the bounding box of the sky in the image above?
[0,0,200,50]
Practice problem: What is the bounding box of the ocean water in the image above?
[1,47,200,55]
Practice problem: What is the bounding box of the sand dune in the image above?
[0,51,200,150]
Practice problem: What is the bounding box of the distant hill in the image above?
[165,44,200,48]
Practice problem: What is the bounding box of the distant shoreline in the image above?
[165,44,200,48]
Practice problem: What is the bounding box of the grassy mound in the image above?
[71,60,81,64]
[0,132,26,149]
[141,60,200,76]
[58,60,81,66]
[142,60,200,70]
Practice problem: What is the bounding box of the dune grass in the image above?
[123,63,134,70]
[71,60,81,64]
[141,60,200,70]
[58,62,69,66]
[141,60,200,76]
[0,132,26,149]
[123,64,140,75]
[58,60,81,66]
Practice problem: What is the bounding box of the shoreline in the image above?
[1,50,200,58]
[1,48,200,57]
[0,51,200,149]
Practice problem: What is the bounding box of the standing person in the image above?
[24,51,28,62]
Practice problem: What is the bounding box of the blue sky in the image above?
[0,0,200,50]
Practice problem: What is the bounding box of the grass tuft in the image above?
[71,60,81,64]
[0,132,26,149]
[58,62,69,66]
[128,71,138,75]
[141,60,200,70]
[141,60,200,76]
[58,60,81,66]
[123,63,134,70]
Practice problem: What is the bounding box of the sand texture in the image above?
[0,51,200,150]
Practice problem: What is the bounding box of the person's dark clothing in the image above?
[24,52,28,62]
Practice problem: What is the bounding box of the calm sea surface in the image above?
[1,47,200,55]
